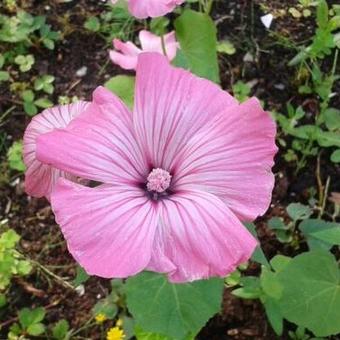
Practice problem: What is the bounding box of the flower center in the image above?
[146,168,171,193]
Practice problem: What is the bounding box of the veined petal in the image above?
[109,39,141,70]
[128,0,184,19]
[133,53,237,171]
[139,30,178,61]
[152,190,257,282]
[51,179,159,278]
[172,97,277,221]
[36,87,147,185]
[23,101,89,199]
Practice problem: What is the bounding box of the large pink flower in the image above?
[35,53,277,282]
[111,0,184,19]
[23,102,89,200]
[109,30,178,70]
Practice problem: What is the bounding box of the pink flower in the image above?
[23,102,89,200]
[35,53,277,282]
[109,30,179,70]
[111,0,184,19]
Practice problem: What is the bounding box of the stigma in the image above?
[146,168,172,193]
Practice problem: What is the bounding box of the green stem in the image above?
[160,34,168,58]
[29,258,75,290]
[205,0,214,14]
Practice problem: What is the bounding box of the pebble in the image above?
[76,66,88,77]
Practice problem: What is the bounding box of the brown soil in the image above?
[0,1,339,339]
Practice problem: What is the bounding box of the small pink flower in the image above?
[23,102,89,200]
[111,0,184,19]
[35,53,277,282]
[109,30,179,70]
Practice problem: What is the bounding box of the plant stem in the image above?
[205,0,214,15]
[29,257,75,290]
[160,34,168,58]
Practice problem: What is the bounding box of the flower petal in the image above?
[152,190,257,282]
[133,52,237,171]
[51,179,159,278]
[139,30,178,61]
[109,39,141,70]
[36,87,147,185]
[23,101,89,199]
[172,97,277,221]
[128,0,184,19]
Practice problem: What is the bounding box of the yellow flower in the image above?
[107,327,125,340]
[95,313,107,324]
[115,318,123,327]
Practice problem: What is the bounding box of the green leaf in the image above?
[93,297,118,319]
[125,271,224,339]
[232,287,262,299]
[150,17,170,36]
[73,265,90,287]
[233,276,262,299]
[134,326,170,340]
[0,229,20,248]
[174,10,219,83]
[260,266,283,299]
[277,251,340,337]
[24,102,38,116]
[286,203,312,221]
[52,319,69,340]
[0,54,4,68]
[0,70,9,82]
[244,223,269,267]
[263,297,283,336]
[0,294,7,308]
[329,15,340,31]
[316,0,329,29]
[172,49,190,69]
[27,323,45,336]
[217,41,236,55]
[19,307,45,328]
[17,260,32,275]
[105,75,135,109]
[7,141,25,172]
[232,81,251,102]
[270,255,291,273]
[299,219,340,250]
[22,90,35,102]
[225,269,241,287]
[34,98,53,108]
[84,17,100,32]
[43,38,55,50]
[317,130,340,147]
[330,149,340,163]
[267,217,287,230]
[324,108,340,131]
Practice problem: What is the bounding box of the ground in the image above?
[0,0,339,339]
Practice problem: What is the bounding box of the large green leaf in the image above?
[104,75,135,109]
[244,223,269,267]
[277,251,340,337]
[299,219,340,250]
[174,10,219,83]
[125,272,224,339]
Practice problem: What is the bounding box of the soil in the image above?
[0,1,339,339]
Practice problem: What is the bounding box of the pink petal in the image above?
[133,52,237,171]
[139,30,178,61]
[51,179,159,278]
[172,97,278,221]
[148,190,257,282]
[23,101,89,199]
[36,87,147,185]
[128,0,184,19]
[109,39,141,70]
